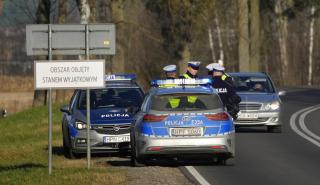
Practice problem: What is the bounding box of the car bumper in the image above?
[136,133,235,157]
[71,130,130,153]
[235,111,280,126]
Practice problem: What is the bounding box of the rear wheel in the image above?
[130,139,145,167]
[216,156,236,166]
[267,125,282,133]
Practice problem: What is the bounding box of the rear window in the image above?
[78,88,143,109]
[232,76,274,93]
[150,93,222,111]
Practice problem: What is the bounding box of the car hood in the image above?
[237,92,279,103]
[74,108,135,124]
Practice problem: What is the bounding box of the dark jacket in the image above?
[212,76,241,119]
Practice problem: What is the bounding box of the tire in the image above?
[267,125,282,133]
[216,156,236,166]
[62,127,77,159]
[130,143,145,167]
[225,157,236,166]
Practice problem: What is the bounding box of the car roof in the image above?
[105,81,140,88]
[228,72,268,77]
[151,86,216,95]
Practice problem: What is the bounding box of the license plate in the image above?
[238,112,259,119]
[103,135,130,143]
[170,127,203,136]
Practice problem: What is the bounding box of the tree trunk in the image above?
[249,0,260,71]
[208,26,216,63]
[111,0,125,73]
[215,13,224,65]
[308,6,315,86]
[77,0,91,24]
[0,0,5,15]
[179,45,191,75]
[88,0,96,23]
[238,0,250,72]
[275,0,289,86]
[55,0,68,103]
[100,0,112,73]
[33,0,51,107]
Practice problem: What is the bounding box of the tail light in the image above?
[205,112,229,121]
[147,147,162,151]
[211,145,225,149]
[143,114,167,122]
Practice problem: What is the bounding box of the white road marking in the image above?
[185,166,211,185]
[290,105,320,147]
[299,106,320,141]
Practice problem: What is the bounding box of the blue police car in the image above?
[60,74,144,158]
[130,79,235,166]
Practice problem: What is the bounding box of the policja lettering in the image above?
[217,88,227,93]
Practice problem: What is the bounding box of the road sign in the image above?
[27,24,115,174]
[26,24,116,55]
[34,60,105,89]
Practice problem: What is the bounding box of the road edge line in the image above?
[184,166,211,185]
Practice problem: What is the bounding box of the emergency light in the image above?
[151,78,212,87]
[105,74,136,81]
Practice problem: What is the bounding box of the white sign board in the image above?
[34,60,105,89]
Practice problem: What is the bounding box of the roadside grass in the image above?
[0,104,126,185]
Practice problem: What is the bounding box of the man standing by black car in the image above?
[207,63,241,120]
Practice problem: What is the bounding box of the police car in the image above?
[229,72,282,132]
[60,74,144,158]
[130,79,235,166]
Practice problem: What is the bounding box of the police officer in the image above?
[209,63,241,119]
[180,61,201,79]
[207,62,234,85]
[163,65,177,79]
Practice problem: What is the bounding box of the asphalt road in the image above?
[190,88,320,185]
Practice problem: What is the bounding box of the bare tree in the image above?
[55,0,68,103]
[207,26,216,63]
[33,0,52,106]
[249,0,260,71]
[111,0,125,73]
[275,0,290,86]
[308,6,315,85]
[238,0,250,72]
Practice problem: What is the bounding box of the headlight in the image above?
[264,101,280,111]
[75,121,86,130]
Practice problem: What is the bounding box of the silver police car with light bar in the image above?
[130,78,235,166]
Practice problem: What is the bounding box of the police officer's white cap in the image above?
[212,63,225,71]
[163,64,177,72]
[206,63,215,71]
[188,61,201,68]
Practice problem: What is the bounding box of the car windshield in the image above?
[150,93,222,111]
[232,76,274,93]
[78,88,143,110]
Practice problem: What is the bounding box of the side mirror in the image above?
[60,105,71,115]
[278,91,286,96]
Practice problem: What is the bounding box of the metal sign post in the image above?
[26,23,115,174]
[85,24,91,169]
[48,24,53,175]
